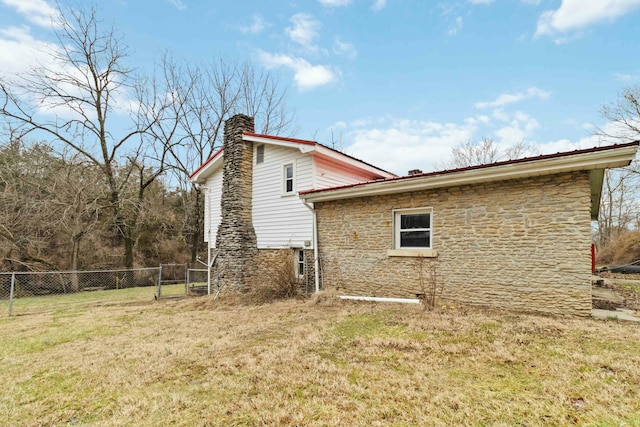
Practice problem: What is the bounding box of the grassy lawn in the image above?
[1,290,639,426]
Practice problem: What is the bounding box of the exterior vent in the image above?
[408,169,423,176]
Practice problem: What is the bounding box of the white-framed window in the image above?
[393,208,432,249]
[283,163,294,194]
[256,144,264,164]
[295,250,305,278]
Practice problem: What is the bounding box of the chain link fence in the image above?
[186,268,209,295]
[0,267,175,316]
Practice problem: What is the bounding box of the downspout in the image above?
[207,231,211,296]
[302,200,320,293]
[200,185,212,296]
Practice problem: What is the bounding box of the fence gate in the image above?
[186,268,208,296]
[157,264,187,299]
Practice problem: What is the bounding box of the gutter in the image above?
[300,143,638,203]
[200,185,212,296]
[302,200,320,293]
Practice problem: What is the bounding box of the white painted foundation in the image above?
[339,295,421,304]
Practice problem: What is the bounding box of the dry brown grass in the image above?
[1,289,640,426]
[597,231,640,265]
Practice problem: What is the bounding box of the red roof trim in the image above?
[244,131,396,177]
[300,141,640,196]
[243,132,316,146]
[314,141,397,177]
[189,147,223,179]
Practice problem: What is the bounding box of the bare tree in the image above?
[600,85,640,142]
[47,153,103,289]
[0,138,65,271]
[159,55,296,262]
[238,63,296,136]
[0,5,295,268]
[440,138,535,169]
[0,5,174,269]
[596,167,640,246]
[595,84,640,249]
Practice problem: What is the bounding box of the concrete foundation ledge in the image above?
[592,308,640,322]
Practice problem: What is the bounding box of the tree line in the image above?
[0,4,294,272]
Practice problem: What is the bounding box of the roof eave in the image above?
[589,169,605,221]
[311,145,397,178]
[301,145,638,203]
[243,133,314,149]
[243,133,396,178]
[189,150,224,184]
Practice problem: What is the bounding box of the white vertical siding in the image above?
[204,169,223,248]
[252,144,313,248]
[314,156,380,188]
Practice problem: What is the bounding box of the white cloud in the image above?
[239,14,270,34]
[344,117,481,174]
[494,111,539,145]
[475,87,551,109]
[318,0,352,6]
[614,72,640,82]
[333,37,357,59]
[286,13,320,51]
[0,25,134,121]
[166,0,187,10]
[469,0,494,4]
[372,0,387,11]
[338,111,632,175]
[537,121,634,154]
[0,0,60,28]
[448,16,463,36]
[0,26,59,77]
[535,0,640,38]
[257,51,338,91]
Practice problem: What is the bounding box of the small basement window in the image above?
[394,208,432,249]
[283,164,294,194]
[295,250,305,277]
[256,145,264,164]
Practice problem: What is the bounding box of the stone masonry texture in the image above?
[215,114,257,291]
[315,171,593,316]
[251,249,315,294]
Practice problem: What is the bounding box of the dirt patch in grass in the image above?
[1,292,640,426]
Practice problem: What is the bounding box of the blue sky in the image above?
[1,0,640,175]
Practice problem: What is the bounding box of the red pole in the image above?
[591,243,596,274]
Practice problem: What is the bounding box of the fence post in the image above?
[184,263,188,295]
[184,267,188,295]
[157,265,162,300]
[8,273,15,316]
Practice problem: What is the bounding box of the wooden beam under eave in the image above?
[590,169,605,221]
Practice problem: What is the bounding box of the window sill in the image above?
[387,249,438,258]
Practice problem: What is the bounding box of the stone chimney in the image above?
[215,114,257,291]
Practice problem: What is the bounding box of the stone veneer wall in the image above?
[315,171,593,316]
[215,114,257,291]
[252,249,316,294]
[303,249,316,294]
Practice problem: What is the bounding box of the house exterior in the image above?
[190,114,395,292]
[300,142,639,316]
[192,114,638,316]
